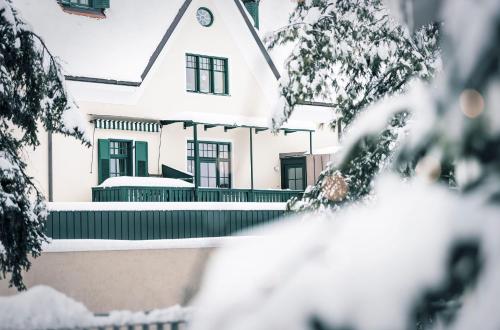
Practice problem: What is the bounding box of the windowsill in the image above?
[186,90,231,97]
[59,4,106,19]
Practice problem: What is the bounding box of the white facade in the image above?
[16,0,339,202]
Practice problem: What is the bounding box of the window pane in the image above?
[214,71,225,94]
[209,163,216,177]
[296,167,303,179]
[289,180,296,190]
[187,141,231,188]
[288,167,296,180]
[186,68,197,91]
[199,57,211,93]
[110,159,118,177]
[200,69,210,93]
[295,179,303,190]
[109,140,131,177]
[187,160,194,175]
[186,56,198,92]
[201,162,208,177]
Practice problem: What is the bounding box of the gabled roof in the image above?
[13,0,185,82]
[12,0,280,85]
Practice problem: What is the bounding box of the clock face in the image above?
[196,8,213,27]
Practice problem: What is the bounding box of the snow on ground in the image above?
[42,236,258,253]
[190,175,500,330]
[99,176,193,188]
[0,286,93,330]
[0,286,191,330]
[47,202,287,211]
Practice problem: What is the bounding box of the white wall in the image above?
[0,248,212,312]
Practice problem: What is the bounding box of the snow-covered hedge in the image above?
[0,286,191,330]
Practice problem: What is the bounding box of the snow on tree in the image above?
[0,0,88,290]
[190,0,500,329]
[266,0,440,211]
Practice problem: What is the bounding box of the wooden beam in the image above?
[283,129,298,135]
[224,126,237,132]
[204,124,218,131]
[255,128,268,134]
[183,122,196,129]
[160,120,182,126]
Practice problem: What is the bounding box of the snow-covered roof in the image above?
[162,111,319,131]
[313,146,343,155]
[259,0,297,75]
[12,0,186,82]
[11,0,281,85]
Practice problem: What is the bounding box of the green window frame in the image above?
[185,54,229,95]
[187,141,231,188]
[98,139,149,184]
[109,140,133,178]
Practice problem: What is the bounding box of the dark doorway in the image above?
[281,157,306,190]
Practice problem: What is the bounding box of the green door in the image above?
[281,157,306,190]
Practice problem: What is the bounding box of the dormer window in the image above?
[186,54,229,95]
[58,0,110,18]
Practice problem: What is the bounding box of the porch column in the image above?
[193,124,200,197]
[309,131,313,155]
[249,127,254,190]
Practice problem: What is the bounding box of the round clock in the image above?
[196,7,213,27]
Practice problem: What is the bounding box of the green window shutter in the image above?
[98,139,110,184]
[92,0,110,9]
[135,141,148,177]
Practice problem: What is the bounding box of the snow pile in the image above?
[99,176,193,188]
[0,286,94,330]
[190,175,500,330]
[41,237,257,253]
[0,286,192,330]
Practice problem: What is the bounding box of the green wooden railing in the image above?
[92,186,303,203]
[44,319,186,330]
[46,208,285,240]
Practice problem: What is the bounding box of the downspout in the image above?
[157,125,164,175]
[249,128,254,191]
[48,131,53,202]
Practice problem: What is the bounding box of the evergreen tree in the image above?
[266,0,440,211]
[191,2,500,329]
[0,0,87,290]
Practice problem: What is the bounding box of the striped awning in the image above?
[94,119,160,132]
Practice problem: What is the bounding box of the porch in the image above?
[91,112,319,203]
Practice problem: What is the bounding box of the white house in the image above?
[15,0,340,203]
